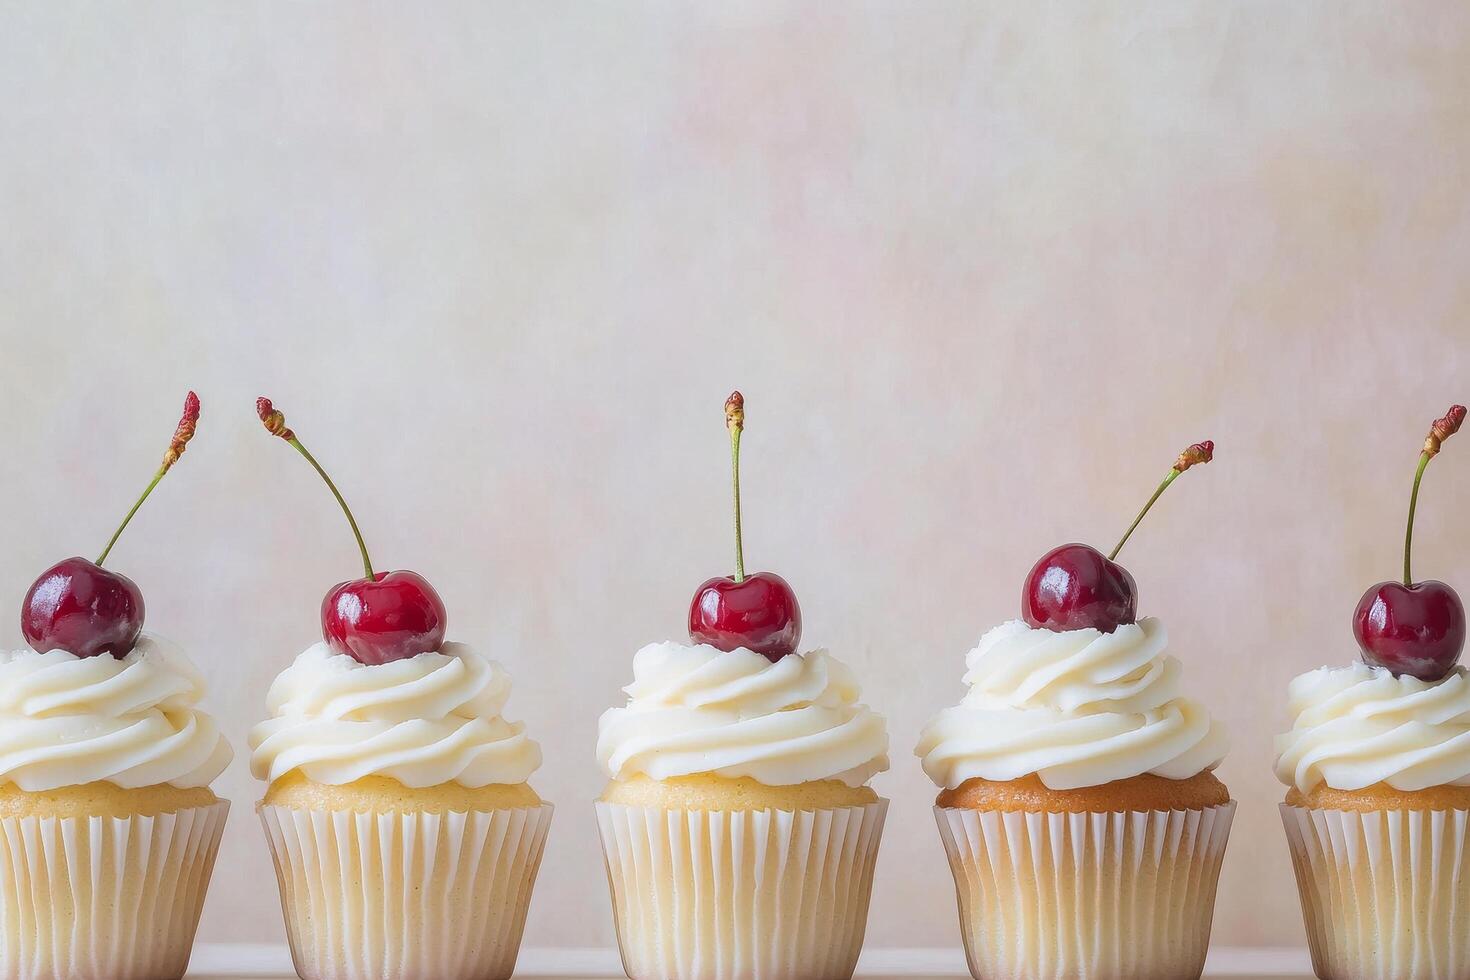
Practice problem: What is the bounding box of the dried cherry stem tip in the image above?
[726,391,745,583]
[97,391,202,566]
[257,396,375,579]
[1108,439,1215,561]
[1405,405,1465,586]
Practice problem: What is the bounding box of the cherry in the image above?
[690,572,801,662]
[1022,543,1136,632]
[1354,582,1465,681]
[1021,440,1214,633]
[257,398,446,664]
[687,392,803,662]
[22,558,144,658]
[1354,405,1467,681]
[323,570,447,666]
[20,392,200,658]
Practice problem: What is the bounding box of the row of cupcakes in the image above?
[4,392,1467,980]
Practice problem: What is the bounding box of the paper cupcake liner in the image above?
[595,799,888,980]
[1281,803,1470,980]
[259,802,553,980]
[934,802,1235,980]
[0,799,229,980]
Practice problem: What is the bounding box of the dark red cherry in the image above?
[1354,581,1465,681]
[1022,543,1137,633]
[21,557,144,658]
[689,571,802,662]
[322,570,447,665]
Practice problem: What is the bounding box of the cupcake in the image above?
[595,393,890,980]
[249,399,551,980]
[5,392,232,980]
[916,441,1234,980]
[1277,405,1470,980]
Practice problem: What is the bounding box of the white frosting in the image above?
[249,641,541,788]
[597,642,890,787]
[0,635,232,791]
[915,618,1228,791]
[1275,662,1470,793]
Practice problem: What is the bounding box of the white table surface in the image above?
[183,945,1317,978]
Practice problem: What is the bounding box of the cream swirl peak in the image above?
[916,618,1227,790]
[597,642,889,787]
[1275,663,1470,793]
[249,641,541,788]
[0,635,232,791]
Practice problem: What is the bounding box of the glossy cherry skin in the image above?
[21,557,144,658]
[1021,543,1138,633]
[1353,580,1466,681]
[322,569,447,665]
[689,571,802,662]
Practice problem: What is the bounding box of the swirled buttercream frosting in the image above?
[597,642,889,787]
[0,635,232,791]
[916,618,1228,790]
[1275,662,1470,793]
[249,641,541,788]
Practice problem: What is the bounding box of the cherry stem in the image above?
[1404,405,1467,587]
[1404,451,1431,587]
[729,406,745,583]
[286,436,376,580]
[1109,469,1180,561]
[1393,452,1428,581]
[97,391,200,567]
[97,467,166,566]
[1108,440,1214,561]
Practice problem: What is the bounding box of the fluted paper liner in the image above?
[0,799,228,980]
[934,802,1235,980]
[1281,804,1470,980]
[259,802,553,980]
[595,799,888,980]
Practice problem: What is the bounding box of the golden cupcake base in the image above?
[936,771,1230,813]
[600,773,877,810]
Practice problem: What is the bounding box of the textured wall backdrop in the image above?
[2,0,1468,951]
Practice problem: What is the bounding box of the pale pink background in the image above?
[2,0,1468,952]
